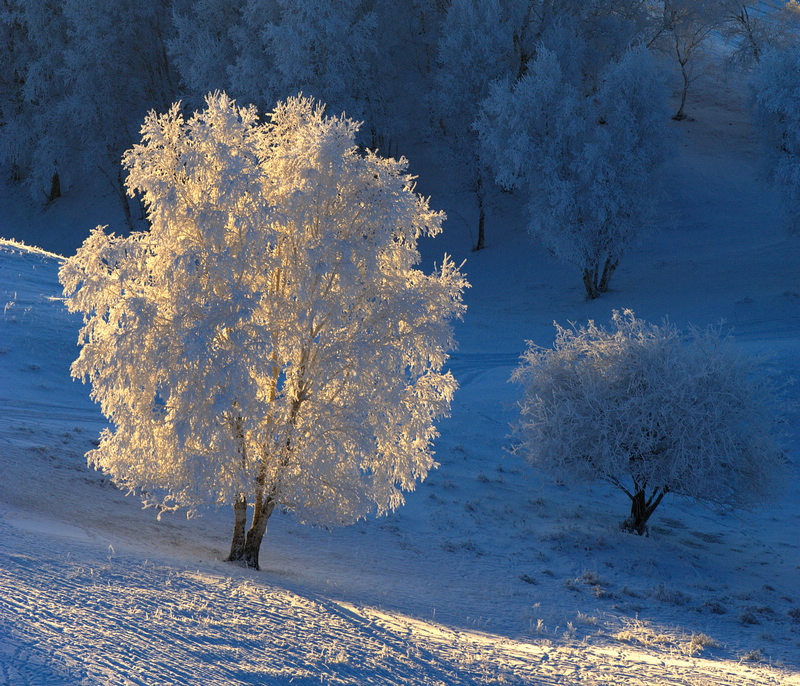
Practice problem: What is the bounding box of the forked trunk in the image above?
[625,490,650,535]
[583,256,618,299]
[226,497,275,569]
[226,495,248,562]
[621,486,668,536]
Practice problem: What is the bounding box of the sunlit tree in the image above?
[60,93,467,568]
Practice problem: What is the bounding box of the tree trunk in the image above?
[116,169,135,233]
[598,257,618,293]
[474,183,486,252]
[673,56,690,121]
[241,498,275,570]
[47,171,61,203]
[582,266,600,300]
[226,495,248,562]
[621,486,668,536]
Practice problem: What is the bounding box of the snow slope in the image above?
[1,70,800,684]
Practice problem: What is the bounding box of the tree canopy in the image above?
[60,93,467,566]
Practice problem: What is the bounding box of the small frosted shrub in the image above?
[512,310,782,535]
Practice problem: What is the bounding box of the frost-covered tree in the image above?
[512,310,783,535]
[476,47,667,299]
[429,0,649,251]
[229,0,376,126]
[364,0,450,153]
[648,0,721,120]
[169,0,444,152]
[530,0,650,95]
[751,45,800,232]
[721,2,767,65]
[371,0,447,77]
[169,0,242,106]
[0,0,71,201]
[432,0,518,251]
[0,0,176,221]
[720,1,800,67]
[170,0,424,153]
[59,93,467,569]
[62,0,176,228]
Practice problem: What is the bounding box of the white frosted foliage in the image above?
[59,93,467,527]
[512,310,782,531]
[229,0,376,123]
[476,47,667,298]
[752,45,800,232]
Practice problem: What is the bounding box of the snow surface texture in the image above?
[2,72,800,685]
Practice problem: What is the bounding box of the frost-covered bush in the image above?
[511,310,782,535]
[751,45,800,232]
[476,47,667,299]
[60,93,467,568]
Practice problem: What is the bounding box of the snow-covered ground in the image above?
[1,68,800,684]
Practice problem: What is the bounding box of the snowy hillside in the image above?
[2,67,800,686]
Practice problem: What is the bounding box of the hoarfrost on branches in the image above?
[59,92,467,568]
[751,44,800,233]
[511,310,783,535]
[649,0,720,121]
[719,1,800,66]
[432,0,518,250]
[0,0,175,214]
[229,0,377,125]
[476,47,667,299]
